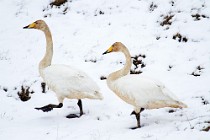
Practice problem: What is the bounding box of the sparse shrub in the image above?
[192,14,209,21]
[3,87,8,92]
[43,0,70,17]
[100,76,107,80]
[200,96,209,105]
[170,1,175,6]
[17,86,34,102]
[149,2,158,12]
[172,33,188,42]
[85,59,97,63]
[194,96,209,105]
[191,65,204,77]
[191,72,200,77]
[130,54,146,74]
[202,121,210,132]
[202,126,210,132]
[156,36,161,40]
[168,65,173,71]
[99,11,104,15]
[168,109,175,113]
[50,0,68,7]
[130,69,142,74]
[182,37,188,42]
[160,15,174,26]
[96,116,101,120]
[62,7,69,15]
[141,63,146,68]
[94,9,105,16]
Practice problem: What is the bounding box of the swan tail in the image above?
[160,86,187,108]
[171,101,187,108]
[146,100,187,109]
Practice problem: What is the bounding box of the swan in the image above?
[102,42,187,129]
[23,20,103,118]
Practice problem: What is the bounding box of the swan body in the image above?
[103,42,187,129]
[23,20,102,117]
[108,75,186,110]
[42,64,102,102]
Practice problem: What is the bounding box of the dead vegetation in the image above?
[172,33,188,42]
[94,9,105,16]
[149,2,158,12]
[199,96,209,105]
[50,0,68,7]
[130,54,146,74]
[130,69,142,74]
[160,15,174,26]
[100,76,107,80]
[156,36,161,40]
[43,0,70,17]
[201,121,210,132]
[3,87,8,92]
[168,65,173,71]
[168,109,176,113]
[191,65,204,77]
[202,126,210,132]
[2,80,48,101]
[85,59,97,63]
[17,86,34,102]
[170,1,175,6]
[194,96,209,105]
[192,14,209,21]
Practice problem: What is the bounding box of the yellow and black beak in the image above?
[23,22,36,29]
[102,46,113,55]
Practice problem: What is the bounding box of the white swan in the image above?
[103,42,187,129]
[23,20,103,118]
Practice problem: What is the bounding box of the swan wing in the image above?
[111,75,180,107]
[42,65,100,95]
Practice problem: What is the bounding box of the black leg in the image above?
[77,99,83,116]
[35,103,63,112]
[135,112,140,129]
[66,99,84,119]
[130,108,144,115]
[130,108,144,129]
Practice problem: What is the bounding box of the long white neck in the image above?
[39,26,53,76]
[107,45,132,82]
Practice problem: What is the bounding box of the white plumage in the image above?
[42,64,102,101]
[103,42,187,129]
[108,75,186,109]
[23,20,103,118]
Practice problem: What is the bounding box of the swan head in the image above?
[102,42,124,55]
[23,20,48,31]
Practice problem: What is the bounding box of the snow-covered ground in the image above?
[0,0,210,139]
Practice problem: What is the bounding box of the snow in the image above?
[0,0,210,139]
